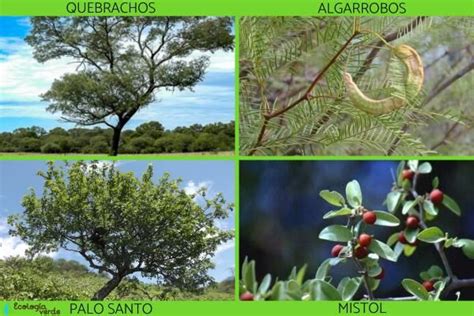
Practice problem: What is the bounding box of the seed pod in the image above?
[343,44,424,115]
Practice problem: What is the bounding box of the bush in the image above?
[41,143,62,153]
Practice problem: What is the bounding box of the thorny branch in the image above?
[248,32,359,155]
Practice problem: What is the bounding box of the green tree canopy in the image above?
[8,161,233,300]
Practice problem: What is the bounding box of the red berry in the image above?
[430,189,444,204]
[406,216,419,229]
[374,268,385,280]
[354,246,369,259]
[402,169,414,181]
[331,244,344,257]
[362,211,377,225]
[240,292,254,301]
[423,280,434,292]
[358,234,372,247]
[398,232,408,244]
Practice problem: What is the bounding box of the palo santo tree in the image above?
[239,17,472,156]
[8,161,233,300]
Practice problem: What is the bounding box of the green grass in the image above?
[0,151,235,160]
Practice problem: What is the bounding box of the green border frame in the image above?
[0,3,474,315]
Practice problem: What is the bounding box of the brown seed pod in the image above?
[343,44,424,115]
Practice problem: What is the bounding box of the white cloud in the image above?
[0,38,77,102]
[184,180,213,195]
[0,36,233,104]
[0,235,29,258]
[197,50,234,73]
[0,218,57,259]
[215,239,234,255]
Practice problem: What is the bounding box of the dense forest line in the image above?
[0,257,234,300]
[0,121,234,154]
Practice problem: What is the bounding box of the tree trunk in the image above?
[110,125,124,156]
[92,275,123,300]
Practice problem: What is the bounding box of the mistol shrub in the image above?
[240,160,474,301]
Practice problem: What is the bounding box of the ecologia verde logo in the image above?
[8,303,60,315]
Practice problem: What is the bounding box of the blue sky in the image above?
[0,17,235,132]
[0,160,235,282]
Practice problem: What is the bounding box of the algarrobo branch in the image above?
[248,31,360,155]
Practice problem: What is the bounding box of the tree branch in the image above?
[354,17,427,82]
[387,61,474,155]
[424,62,474,106]
[430,122,460,150]
[352,257,375,300]
[248,31,359,155]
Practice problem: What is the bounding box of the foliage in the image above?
[8,161,234,300]
[26,17,234,155]
[240,161,474,300]
[0,121,234,154]
[0,257,233,301]
[240,17,473,155]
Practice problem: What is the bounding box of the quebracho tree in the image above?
[8,161,233,300]
[26,17,234,155]
[240,161,474,300]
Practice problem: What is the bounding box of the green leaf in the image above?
[310,280,342,301]
[368,239,397,262]
[420,271,431,281]
[258,274,272,294]
[329,257,346,266]
[296,264,307,286]
[318,225,353,242]
[320,190,345,207]
[396,161,405,186]
[387,232,400,247]
[367,277,380,291]
[402,200,417,215]
[418,162,432,174]
[408,160,419,172]
[432,177,439,189]
[417,227,446,243]
[394,242,404,259]
[386,191,402,213]
[345,180,362,208]
[405,227,419,244]
[442,194,461,216]
[433,279,447,301]
[367,265,383,278]
[423,200,438,216]
[456,239,474,259]
[427,265,444,278]
[243,260,257,293]
[288,266,297,280]
[315,258,331,280]
[337,277,350,294]
[323,207,352,219]
[402,279,430,300]
[403,244,417,257]
[287,280,302,300]
[373,211,400,227]
[341,277,362,301]
[270,281,285,300]
[444,238,455,248]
